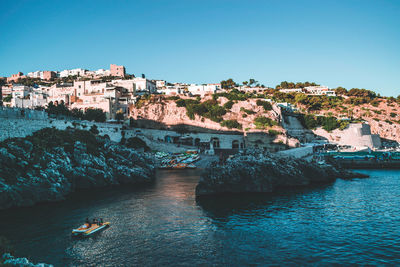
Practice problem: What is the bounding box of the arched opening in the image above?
[210,137,220,148]
[232,140,240,149]
[194,138,201,146]
[180,136,193,146]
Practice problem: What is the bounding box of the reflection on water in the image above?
[1,170,400,266]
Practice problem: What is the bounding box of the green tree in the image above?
[116,111,124,122]
[3,94,12,102]
[125,137,150,151]
[71,108,84,119]
[335,87,347,96]
[220,78,237,89]
[249,78,258,87]
[84,108,106,122]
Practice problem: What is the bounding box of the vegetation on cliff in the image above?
[176,98,227,122]
[298,114,350,132]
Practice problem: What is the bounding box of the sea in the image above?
[1,169,400,266]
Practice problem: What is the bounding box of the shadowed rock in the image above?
[0,128,156,210]
[196,153,368,197]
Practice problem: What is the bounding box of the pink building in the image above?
[110,64,126,77]
[42,71,56,80]
[7,72,25,83]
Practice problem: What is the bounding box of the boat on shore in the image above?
[158,151,199,170]
[159,162,197,170]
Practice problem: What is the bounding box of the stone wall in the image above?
[0,107,245,153]
[0,107,125,143]
[0,107,48,120]
[124,127,245,150]
[313,123,381,149]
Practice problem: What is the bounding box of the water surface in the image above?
[1,169,400,266]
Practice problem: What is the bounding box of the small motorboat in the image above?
[72,223,91,236]
[83,222,110,236]
[72,221,110,237]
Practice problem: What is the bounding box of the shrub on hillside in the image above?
[223,100,234,110]
[220,120,242,129]
[240,107,256,115]
[167,96,180,101]
[299,114,341,132]
[125,137,150,151]
[268,129,279,136]
[89,125,99,135]
[254,116,277,129]
[256,99,273,111]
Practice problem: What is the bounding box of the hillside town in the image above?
[0,64,338,120]
[1,64,400,167]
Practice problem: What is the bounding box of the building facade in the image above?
[110,64,126,77]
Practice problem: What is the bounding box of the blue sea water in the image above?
[0,169,399,266]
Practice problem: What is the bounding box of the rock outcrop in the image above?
[2,253,53,267]
[0,128,156,210]
[196,153,368,196]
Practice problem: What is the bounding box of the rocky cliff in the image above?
[195,153,367,196]
[0,128,156,210]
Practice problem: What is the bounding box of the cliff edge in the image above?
[0,128,156,210]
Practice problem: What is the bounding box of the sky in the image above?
[0,0,399,96]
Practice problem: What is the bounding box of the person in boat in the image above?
[92,218,98,225]
[85,218,91,227]
[99,218,103,225]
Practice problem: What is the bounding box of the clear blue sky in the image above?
[1,0,399,96]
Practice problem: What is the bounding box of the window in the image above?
[232,140,239,149]
[211,137,220,148]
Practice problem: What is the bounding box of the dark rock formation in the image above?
[2,253,53,267]
[196,153,368,196]
[0,128,155,210]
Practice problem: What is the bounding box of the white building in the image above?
[279,88,303,93]
[187,84,221,96]
[154,80,166,89]
[95,69,111,76]
[133,78,157,93]
[157,86,182,95]
[304,86,336,96]
[111,79,136,93]
[59,68,87,78]
[11,85,30,99]
[239,86,265,93]
[27,71,42,78]
[13,90,47,108]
